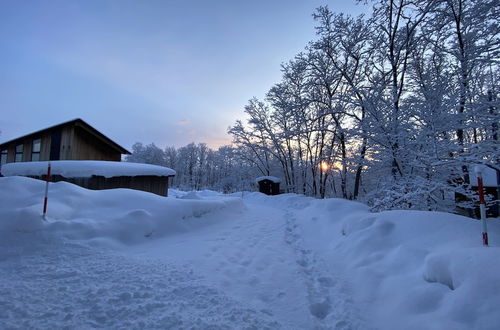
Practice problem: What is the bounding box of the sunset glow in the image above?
[319,161,330,172]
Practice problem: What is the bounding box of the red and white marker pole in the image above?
[474,166,488,246]
[42,162,51,220]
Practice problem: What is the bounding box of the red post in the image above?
[475,166,488,246]
[42,162,51,220]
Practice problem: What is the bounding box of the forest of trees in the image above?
[128,0,499,213]
[126,142,259,193]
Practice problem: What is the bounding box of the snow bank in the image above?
[0,176,242,244]
[255,176,282,183]
[1,161,176,178]
[2,176,499,329]
[169,189,226,199]
[279,195,500,330]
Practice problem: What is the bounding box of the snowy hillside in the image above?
[0,176,499,329]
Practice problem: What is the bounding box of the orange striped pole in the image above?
[475,166,488,246]
[42,162,51,220]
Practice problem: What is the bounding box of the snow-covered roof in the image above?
[1,161,176,178]
[255,176,282,183]
[470,166,498,187]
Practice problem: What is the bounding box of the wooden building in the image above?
[0,118,130,165]
[255,176,281,196]
[0,120,177,197]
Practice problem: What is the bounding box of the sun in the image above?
[319,161,330,172]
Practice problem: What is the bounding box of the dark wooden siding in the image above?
[33,174,170,197]
[40,131,52,161]
[22,139,31,162]
[71,126,121,161]
[0,120,124,163]
[59,126,74,160]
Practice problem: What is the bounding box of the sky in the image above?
[0,0,366,150]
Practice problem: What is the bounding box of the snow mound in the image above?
[285,196,500,330]
[1,176,499,329]
[1,160,176,178]
[179,191,203,200]
[255,176,282,183]
[0,176,244,244]
[168,188,187,198]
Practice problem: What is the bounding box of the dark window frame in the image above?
[0,149,7,165]
[15,144,24,162]
[31,138,41,161]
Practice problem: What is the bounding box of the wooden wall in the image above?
[33,175,170,196]
[2,132,51,163]
[1,122,121,163]
[40,131,52,160]
[60,126,74,160]
[71,126,121,161]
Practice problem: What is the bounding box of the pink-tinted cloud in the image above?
[175,119,190,126]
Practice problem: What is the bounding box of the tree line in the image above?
[126,142,259,193]
[128,0,498,212]
[228,0,498,211]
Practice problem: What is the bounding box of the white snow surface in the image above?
[255,176,282,183]
[1,160,176,178]
[470,165,498,187]
[1,176,499,329]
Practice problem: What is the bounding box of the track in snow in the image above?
[284,210,363,330]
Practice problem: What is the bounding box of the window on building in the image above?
[31,138,41,161]
[0,150,7,165]
[15,144,23,162]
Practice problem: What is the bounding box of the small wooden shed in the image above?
[1,161,176,197]
[255,176,281,196]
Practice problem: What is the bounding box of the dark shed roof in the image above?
[0,118,131,154]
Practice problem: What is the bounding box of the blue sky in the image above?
[0,0,366,149]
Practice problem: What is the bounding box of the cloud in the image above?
[175,119,190,126]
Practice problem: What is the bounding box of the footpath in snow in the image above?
[0,176,499,329]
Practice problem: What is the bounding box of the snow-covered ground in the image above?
[1,176,499,329]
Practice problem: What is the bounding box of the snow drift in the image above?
[248,193,500,330]
[0,176,498,329]
[0,176,243,244]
